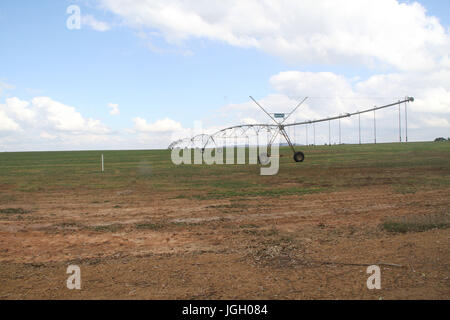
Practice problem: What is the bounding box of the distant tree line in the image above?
[434,137,450,142]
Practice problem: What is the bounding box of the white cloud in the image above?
[32,97,111,134]
[108,103,120,115]
[0,109,20,132]
[0,96,197,150]
[414,87,450,114]
[268,70,450,116]
[220,69,450,143]
[82,14,110,32]
[270,72,354,100]
[5,97,36,122]
[0,96,115,150]
[354,71,450,114]
[422,116,449,127]
[93,1,450,144]
[133,117,183,133]
[222,93,326,125]
[40,131,57,140]
[241,118,258,125]
[99,0,450,71]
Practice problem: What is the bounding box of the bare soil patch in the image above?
[0,184,448,299]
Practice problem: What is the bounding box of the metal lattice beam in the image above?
[168,97,414,154]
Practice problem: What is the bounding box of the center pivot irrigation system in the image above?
[168,96,415,163]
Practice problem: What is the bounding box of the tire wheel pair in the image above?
[293,151,305,162]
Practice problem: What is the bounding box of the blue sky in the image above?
[1,1,283,129]
[0,0,449,150]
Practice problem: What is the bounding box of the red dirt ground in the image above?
[0,184,448,299]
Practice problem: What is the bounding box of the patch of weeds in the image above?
[222,224,237,229]
[393,185,417,194]
[193,187,323,200]
[56,222,81,228]
[0,195,17,203]
[69,257,102,266]
[240,224,259,229]
[381,213,449,234]
[171,221,201,227]
[348,225,357,235]
[0,208,30,214]
[51,222,83,232]
[230,198,252,202]
[113,205,121,208]
[135,222,165,230]
[262,228,279,237]
[243,227,279,237]
[89,224,124,233]
[172,194,188,199]
[207,203,249,209]
[278,235,295,243]
[242,229,259,235]
[18,186,44,192]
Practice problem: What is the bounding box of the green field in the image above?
[1,141,449,299]
[0,142,449,200]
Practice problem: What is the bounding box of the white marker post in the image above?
[101,154,104,172]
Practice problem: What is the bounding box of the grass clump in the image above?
[135,222,165,230]
[207,203,248,209]
[240,224,259,229]
[0,208,30,214]
[89,224,124,232]
[193,187,322,200]
[381,213,449,234]
[57,222,81,228]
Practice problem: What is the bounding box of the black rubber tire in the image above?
[293,151,305,162]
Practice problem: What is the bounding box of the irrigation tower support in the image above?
[328,120,331,145]
[358,112,361,144]
[313,122,316,146]
[405,98,408,142]
[339,116,341,144]
[398,101,402,142]
[374,109,377,144]
[306,124,308,146]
